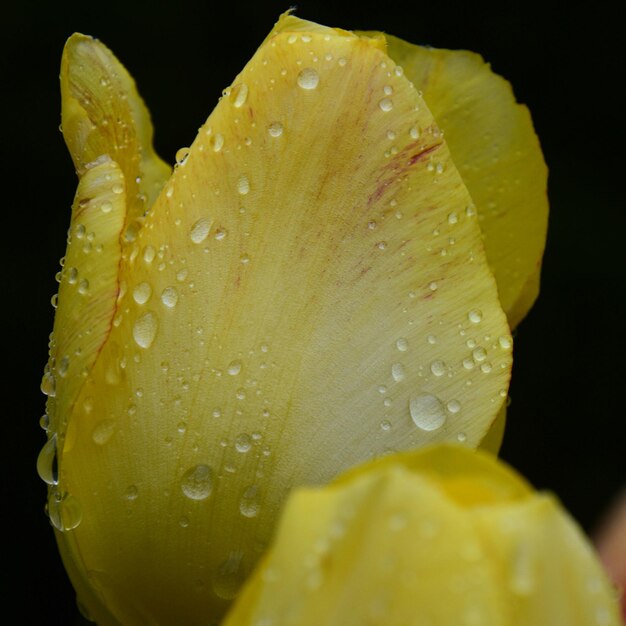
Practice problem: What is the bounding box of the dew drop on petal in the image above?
[239,485,261,518]
[227,360,242,376]
[231,83,249,108]
[268,122,283,137]
[37,435,58,485]
[160,287,179,309]
[132,282,152,305]
[391,363,405,382]
[468,309,483,324]
[190,217,212,244]
[430,360,446,377]
[409,393,446,431]
[181,464,214,500]
[133,312,158,349]
[379,98,393,112]
[297,68,319,90]
[237,175,250,195]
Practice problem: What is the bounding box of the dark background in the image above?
[4,0,624,623]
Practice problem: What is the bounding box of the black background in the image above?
[4,1,625,623]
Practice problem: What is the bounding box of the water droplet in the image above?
[181,464,214,500]
[214,227,227,241]
[101,201,112,213]
[40,371,56,397]
[468,309,483,324]
[430,360,446,377]
[498,335,512,350]
[210,133,224,152]
[67,267,78,284]
[472,347,487,362]
[409,125,420,139]
[396,338,408,352]
[237,175,250,195]
[213,552,244,600]
[48,491,83,531]
[235,434,252,453]
[379,98,393,112]
[143,246,156,264]
[448,212,458,225]
[268,122,284,137]
[39,414,50,431]
[231,83,249,108]
[429,281,438,291]
[227,360,242,376]
[132,282,152,305]
[175,147,190,166]
[446,399,461,413]
[409,393,446,431]
[78,279,89,295]
[92,419,117,445]
[380,419,391,431]
[391,363,405,382]
[160,287,179,309]
[124,485,139,501]
[239,485,261,518]
[297,68,319,90]
[383,85,393,95]
[57,355,69,378]
[133,312,158,349]
[112,183,123,195]
[427,334,437,345]
[457,432,467,442]
[190,217,212,244]
[37,435,58,485]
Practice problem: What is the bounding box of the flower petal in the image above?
[61,34,171,228]
[56,16,511,623]
[224,446,621,626]
[380,36,549,327]
[41,157,125,443]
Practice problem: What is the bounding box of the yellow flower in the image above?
[224,445,622,626]
[40,12,547,625]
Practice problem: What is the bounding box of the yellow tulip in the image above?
[224,445,622,626]
[39,12,547,625]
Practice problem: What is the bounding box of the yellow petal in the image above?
[61,34,171,229]
[224,446,621,626]
[380,35,549,327]
[39,157,125,477]
[52,15,511,624]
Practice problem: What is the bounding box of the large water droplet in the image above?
[37,434,58,485]
[190,217,212,244]
[297,68,319,90]
[239,485,261,518]
[409,393,446,431]
[181,464,214,500]
[133,312,158,349]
